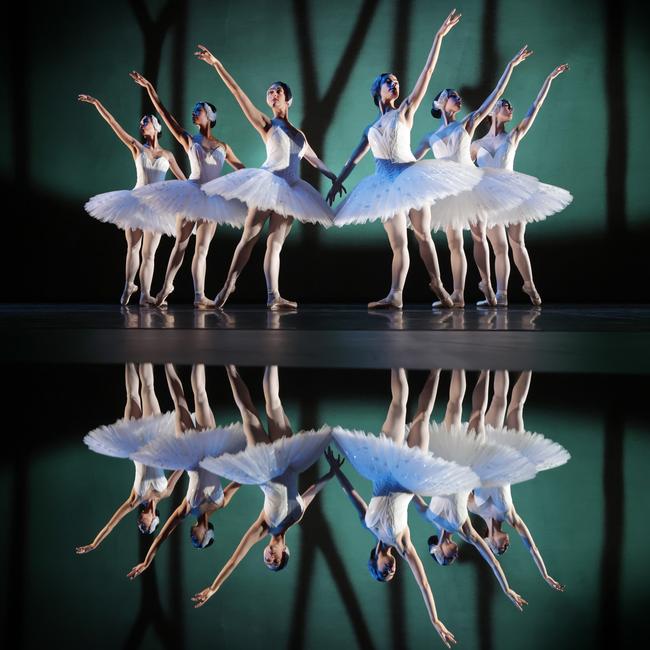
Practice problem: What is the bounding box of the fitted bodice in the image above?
[133,461,168,499]
[475,133,518,171]
[188,135,226,183]
[186,468,224,516]
[469,485,513,522]
[428,121,473,165]
[368,110,416,168]
[365,492,412,549]
[260,124,307,185]
[262,473,305,535]
[134,148,170,188]
[425,491,470,532]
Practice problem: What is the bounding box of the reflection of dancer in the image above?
[472,66,572,306]
[330,369,478,648]
[330,11,481,309]
[196,46,338,310]
[76,364,182,553]
[192,366,333,607]
[415,47,534,307]
[410,370,533,609]
[129,72,247,308]
[79,95,185,306]
[127,364,246,578]
[469,371,569,591]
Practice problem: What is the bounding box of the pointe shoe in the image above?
[522,283,542,306]
[139,293,157,307]
[368,292,402,310]
[495,291,508,307]
[478,281,497,307]
[267,295,298,311]
[120,283,138,306]
[154,285,174,307]
[429,280,453,309]
[434,290,464,309]
[194,295,216,310]
[214,281,237,310]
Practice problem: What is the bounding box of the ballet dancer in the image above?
[191,366,333,607]
[471,65,572,306]
[129,71,247,308]
[76,364,182,553]
[80,95,185,305]
[328,10,481,309]
[415,46,535,307]
[330,369,478,647]
[195,46,339,310]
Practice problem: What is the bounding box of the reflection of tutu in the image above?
[132,422,246,470]
[202,170,333,226]
[334,159,481,226]
[132,179,248,228]
[332,427,477,496]
[490,183,573,227]
[427,422,536,488]
[84,412,176,458]
[485,425,570,472]
[85,191,176,235]
[200,427,331,484]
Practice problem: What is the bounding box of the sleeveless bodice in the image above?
[262,473,305,535]
[469,485,513,522]
[368,110,416,174]
[188,135,226,183]
[425,492,470,532]
[186,467,224,516]
[134,148,170,188]
[365,492,412,549]
[133,461,168,499]
[475,133,519,171]
[428,121,473,165]
[260,124,307,185]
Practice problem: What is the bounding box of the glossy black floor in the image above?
[1,304,649,372]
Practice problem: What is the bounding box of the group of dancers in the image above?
[82,10,572,311]
[77,364,569,648]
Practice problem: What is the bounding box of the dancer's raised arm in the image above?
[513,64,569,143]
[78,95,139,154]
[465,46,533,134]
[326,450,368,520]
[192,515,268,608]
[401,9,461,122]
[75,493,137,554]
[195,45,271,137]
[129,72,193,152]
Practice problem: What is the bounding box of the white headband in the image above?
[490,99,506,116]
[202,102,217,123]
[433,90,449,111]
[141,115,162,133]
[199,527,215,548]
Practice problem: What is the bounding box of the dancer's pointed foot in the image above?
[154,285,174,307]
[433,290,464,309]
[522,282,542,306]
[120,283,138,306]
[267,294,298,311]
[478,281,497,307]
[368,291,402,310]
[429,280,453,309]
[214,281,237,309]
[139,293,156,307]
[194,294,216,310]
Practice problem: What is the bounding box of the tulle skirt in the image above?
[202,169,334,226]
[332,426,477,496]
[488,182,573,227]
[199,427,331,484]
[333,159,481,227]
[132,179,248,228]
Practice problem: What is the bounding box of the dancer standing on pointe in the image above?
[195,46,338,310]
[415,46,536,308]
[80,96,186,306]
[471,65,572,306]
[129,72,248,309]
[329,10,481,309]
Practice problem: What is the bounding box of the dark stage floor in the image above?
[1,304,648,372]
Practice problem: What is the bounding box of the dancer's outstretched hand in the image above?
[326,179,346,206]
[192,587,215,608]
[511,45,533,66]
[127,562,149,580]
[433,619,457,648]
[75,543,96,554]
[544,575,565,591]
[437,9,461,37]
[324,447,345,475]
[506,588,528,611]
[129,71,152,89]
[549,63,569,79]
[195,44,219,66]
[78,94,98,105]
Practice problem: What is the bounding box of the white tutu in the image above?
[132,179,248,229]
[485,425,570,472]
[492,182,573,227]
[84,412,176,458]
[332,427,478,496]
[132,422,246,470]
[334,159,481,226]
[200,426,331,484]
[427,421,537,488]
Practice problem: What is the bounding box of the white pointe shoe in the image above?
[120,283,138,306]
[477,281,497,307]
